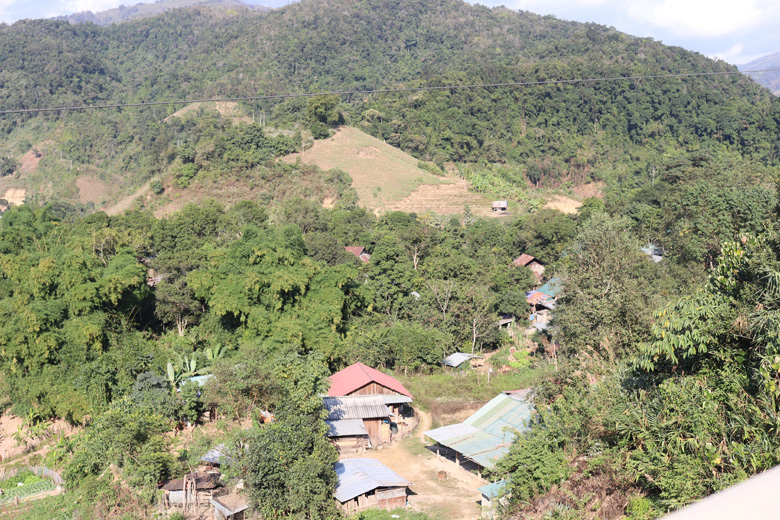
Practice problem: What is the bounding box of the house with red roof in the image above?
[325,362,414,451]
[345,246,371,263]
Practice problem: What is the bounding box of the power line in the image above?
[0,69,776,116]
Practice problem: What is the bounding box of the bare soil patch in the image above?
[544,194,582,214]
[2,189,26,206]
[572,181,605,199]
[76,176,111,205]
[0,413,79,463]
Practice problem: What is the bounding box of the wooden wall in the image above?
[337,487,408,514]
[348,382,400,396]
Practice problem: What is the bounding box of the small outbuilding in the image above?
[479,479,509,519]
[492,201,508,212]
[334,458,412,514]
[162,472,221,507]
[211,492,249,520]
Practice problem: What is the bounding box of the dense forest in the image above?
[1,0,780,519]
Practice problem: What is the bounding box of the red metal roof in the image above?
[328,362,413,399]
[345,246,370,263]
[512,254,537,267]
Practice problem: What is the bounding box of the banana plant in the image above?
[166,352,209,390]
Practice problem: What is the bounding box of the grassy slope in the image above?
[282,126,503,216]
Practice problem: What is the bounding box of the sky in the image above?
[0,0,778,65]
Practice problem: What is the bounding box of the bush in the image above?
[150,180,164,195]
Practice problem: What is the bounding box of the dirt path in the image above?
[342,407,485,519]
[104,180,151,216]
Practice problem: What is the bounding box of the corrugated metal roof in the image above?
[537,278,562,298]
[334,458,411,503]
[479,479,508,499]
[424,391,534,469]
[328,362,413,398]
[382,395,413,404]
[184,374,214,387]
[512,254,537,267]
[324,395,391,420]
[200,444,232,465]
[326,419,369,437]
[443,352,479,367]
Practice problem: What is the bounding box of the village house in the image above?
[512,253,545,284]
[345,246,371,263]
[492,201,508,212]
[324,362,415,452]
[424,389,534,476]
[334,458,412,514]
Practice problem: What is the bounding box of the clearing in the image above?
[341,408,486,520]
[164,101,252,124]
[76,176,111,205]
[283,126,458,213]
[544,194,581,214]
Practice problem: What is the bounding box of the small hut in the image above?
[211,492,249,520]
[334,458,411,514]
[162,472,221,508]
[492,201,508,212]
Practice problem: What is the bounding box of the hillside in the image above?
[282,125,500,217]
[53,0,266,26]
[739,51,780,95]
[0,0,777,217]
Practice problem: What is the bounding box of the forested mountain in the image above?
[739,51,780,95]
[0,0,778,215]
[53,0,266,26]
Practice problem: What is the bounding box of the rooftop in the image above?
[334,458,412,503]
[328,362,413,398]
[324,395,392,420]
[424,390,534,469]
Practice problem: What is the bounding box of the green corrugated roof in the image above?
[537,278,562,298]
[425,391,534,469]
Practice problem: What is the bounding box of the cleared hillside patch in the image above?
[282,126,451,212]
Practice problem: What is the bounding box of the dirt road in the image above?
[342,407,486,519]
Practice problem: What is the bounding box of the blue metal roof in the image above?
[424,391,534,469]
[478,479,508,499]
[185,374,215,387]
[334,458,411,503]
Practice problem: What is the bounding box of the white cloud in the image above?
[626,0,766,38]
[43,0,127,17]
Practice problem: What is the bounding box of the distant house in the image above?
[345,246,371,263]
[162,471,221,506]
[334,458,412,514]
[492,201,508,212]
[326,362,415,450]
[526,277,561,312]
[512,254,545,284]
[443,352,482,369]
[424,389,534,475]
[641,244,664,263]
